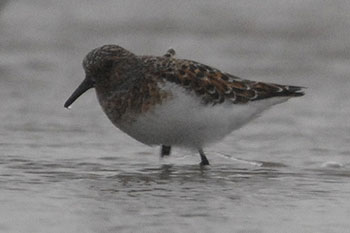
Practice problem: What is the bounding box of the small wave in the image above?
[215,152,287,168]
[321,161,343,168]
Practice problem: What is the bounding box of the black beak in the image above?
[64,78,94,108]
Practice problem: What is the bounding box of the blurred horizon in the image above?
[1,0,349,147]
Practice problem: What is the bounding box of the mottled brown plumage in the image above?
[141,55,304,106]
[64,44,305,165]
[74,45,304,118]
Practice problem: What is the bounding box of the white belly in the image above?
[116,83,289,149]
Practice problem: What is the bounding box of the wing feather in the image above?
[144,57,305,105]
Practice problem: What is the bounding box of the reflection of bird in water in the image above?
[65,45,305,166]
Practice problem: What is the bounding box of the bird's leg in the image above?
[160,145,171,157]
[198,149,210,166]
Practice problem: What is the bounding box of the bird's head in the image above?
[64,44,134,108]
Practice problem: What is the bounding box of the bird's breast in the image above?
[94,79,171,124]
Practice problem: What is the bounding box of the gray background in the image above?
[0,1,349,232]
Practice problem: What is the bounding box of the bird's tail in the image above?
[250,82,306,101]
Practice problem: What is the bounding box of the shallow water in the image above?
[1,1,350,232]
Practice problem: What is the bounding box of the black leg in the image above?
[161,145,171,157]
[198,149,210,166]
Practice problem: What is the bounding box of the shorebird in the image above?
[64,45,305,165]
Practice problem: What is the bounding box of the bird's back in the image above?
[140,55,305,106]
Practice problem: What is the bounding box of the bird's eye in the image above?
[104,60,114,69]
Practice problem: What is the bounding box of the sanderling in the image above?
[64,45,305,165]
